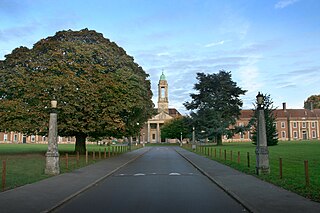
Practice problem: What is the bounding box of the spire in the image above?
[160,71,166,81]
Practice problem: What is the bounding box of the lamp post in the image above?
[192,127,196,150]
[137,122,140,145]
[180,132,182,146]
[45,100,60,175]
[255,92,270,175]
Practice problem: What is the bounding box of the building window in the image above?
[152,134,156,140]
[293,131,298,139]
[31,135,35,142]
[240,132,244,139]
[312,122,316,128]
[42,136,46,141]
[14,134,18,142]
[67,137,71,142]
[293,122,297,128]
[281,122,285,128]
[239,122,244,127]
[274,122,277,128]
[302,122,306,128]
[4,134,8,142]
[312,130,317,138]
[281,131,286,139]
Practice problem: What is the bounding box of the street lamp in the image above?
[192,127,196,150]
[45,100,60,175]
[136,122,140,145]
[255,92,270,175]
[180,132,182,146]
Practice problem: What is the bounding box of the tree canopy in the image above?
[304,95,320,109]
[184,71,246,145]
[0,29,154,153]
[160,116,192,141]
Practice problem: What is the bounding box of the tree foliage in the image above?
[304,95,320,109]
[250,94,278,146]
[184,71,246,145]
[160,116,192,141]
[0,29,154,153]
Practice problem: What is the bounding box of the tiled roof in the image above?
[240,109,320,119]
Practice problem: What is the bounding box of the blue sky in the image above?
[1,0,319,114]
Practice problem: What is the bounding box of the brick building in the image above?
[228,103,320,142]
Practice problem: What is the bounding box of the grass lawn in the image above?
[0,143,133,191]
[187,141,320,202]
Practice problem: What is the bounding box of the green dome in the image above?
[160,72,166,80]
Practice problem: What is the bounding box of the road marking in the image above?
[134,173,146,176]
[169,172,181,176]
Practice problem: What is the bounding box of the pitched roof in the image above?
[239,109,320,119]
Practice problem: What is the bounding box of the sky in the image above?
[1,0,319,115]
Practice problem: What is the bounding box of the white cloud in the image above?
[205,40,225,48]
[275,0,299,9]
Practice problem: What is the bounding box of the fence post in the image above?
[224,150,226,161]
[230,150,233,162]
[104,148,107,159]
[108,147,111,158]
[93,150,95,160]
[247,152,250,167]
[237,151,240,164]
[99,149,101,159]
[219,149,222,158]
[2,160,6,191]
[279,158,283,179]
[214,148,216,158]
[66,153,69,170]
[86,151,88,164]
[304,160,310,186]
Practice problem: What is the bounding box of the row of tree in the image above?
[161,71,279,146]
[0,29,154,153]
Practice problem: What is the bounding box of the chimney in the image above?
[282,102,287,112]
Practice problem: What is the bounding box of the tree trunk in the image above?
[75,133,87,154]
[216,133,223,146]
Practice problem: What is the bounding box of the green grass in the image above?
[186,141,320,202]
[0,143,136,191]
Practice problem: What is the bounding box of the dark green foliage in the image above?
[160,116,192,140]
[0,29,154,153]
[250,94,278,146]
[184,71,247,145]
[304,95,320,109]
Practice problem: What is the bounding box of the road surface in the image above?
[54,147,247,213]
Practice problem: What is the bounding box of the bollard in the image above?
[66,153,69,170]
[2,160,6,191]
[86,151,88,164]
[104,148,107,159]
[279,158,283,179]
[108,147,111,158]
[247,152,250,168]
[304,160,310,186]
[237,151,240,164]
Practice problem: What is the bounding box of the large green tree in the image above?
[249,94,278,146]
[304,95,320,109]
[160,116,192,141]
[0,29,154,153]
[184,71,246,145]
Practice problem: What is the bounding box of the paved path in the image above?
[54,147,245,213]
[0,146,320,213]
